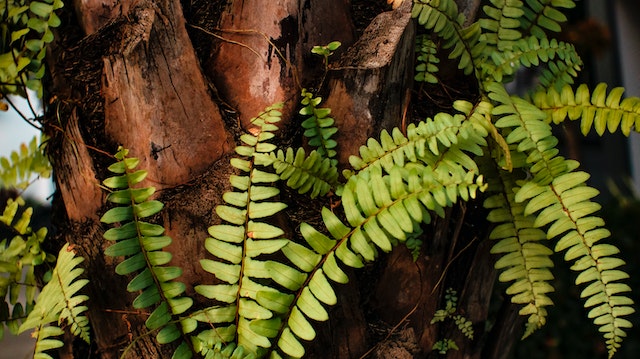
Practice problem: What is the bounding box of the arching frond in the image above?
[488,83,634,358]
[412,0,484,76]
[484,36,582,88]
[347,100,491,178]
[482,150,554,337]
[533,83,640,136]
[18,243,89,359]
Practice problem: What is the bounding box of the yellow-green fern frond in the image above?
[516,173,635,358]
[480,0,525,51]
[533,83,640,136]
[487,83,633,358]
[484,36,582,88]
[0,135,51,190]
[347,100,491,177]
[412,0,484,76]
[483,151,554,337]
[18,243,90,358]
[194,104,294,357]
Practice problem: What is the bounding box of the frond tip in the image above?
[18,243,90,359]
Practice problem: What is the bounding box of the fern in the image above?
[299,89,339,166]
[193,104,291,357]
[480,0,525,51]
[533,83,640,136]
[0,135,52,190]
[487,83,635,355]
[1,196,53,339]
[262,117,488,357]
[484,36,582,88]
[519,0,576,39]
[412,0,484,76]
[0,0,65,98]
[18,243,89,359]
[101,147,195,358]
[482,148,554,337]
[270,147,340,198]
[347,100,491,178]
[415,35,440,83]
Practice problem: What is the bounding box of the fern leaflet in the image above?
[415,35,440,83]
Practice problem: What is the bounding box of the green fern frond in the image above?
[484,36,582,87]
[268,163,486,357]
[347,100,491,177]
[270,147,341,198]
[101,147,194,358]
[487,83,634,357]
[516,173,635,358]
[412,0,484,76]
[533,83,640,136]
[195,104,292,357]
[519,0,576,39]
[482,151,554,338]
[415,35,440,83]
[299,89,338,166]
[18,243,90,358]
[0,135,51,190]
[480,0,525,51]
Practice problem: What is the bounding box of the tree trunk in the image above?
[44,1,516,358]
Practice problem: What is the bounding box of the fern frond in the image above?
[484,36,581,87]
[0,135,51,190]
[516,173,635,358]
[415,35,440,83]
[519,0,576,38]
[101,147,194,358]
[533,83,640,136]
[270,147,341,198]
[347,100,491,178]
[299,89,338,166]
[480,0,525,51]
[412,0,484,76]
[487,83,634,357]
[195,104,293,357]
[267,159,486,357]
[482,150,554,338]
[18,243,90,358]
